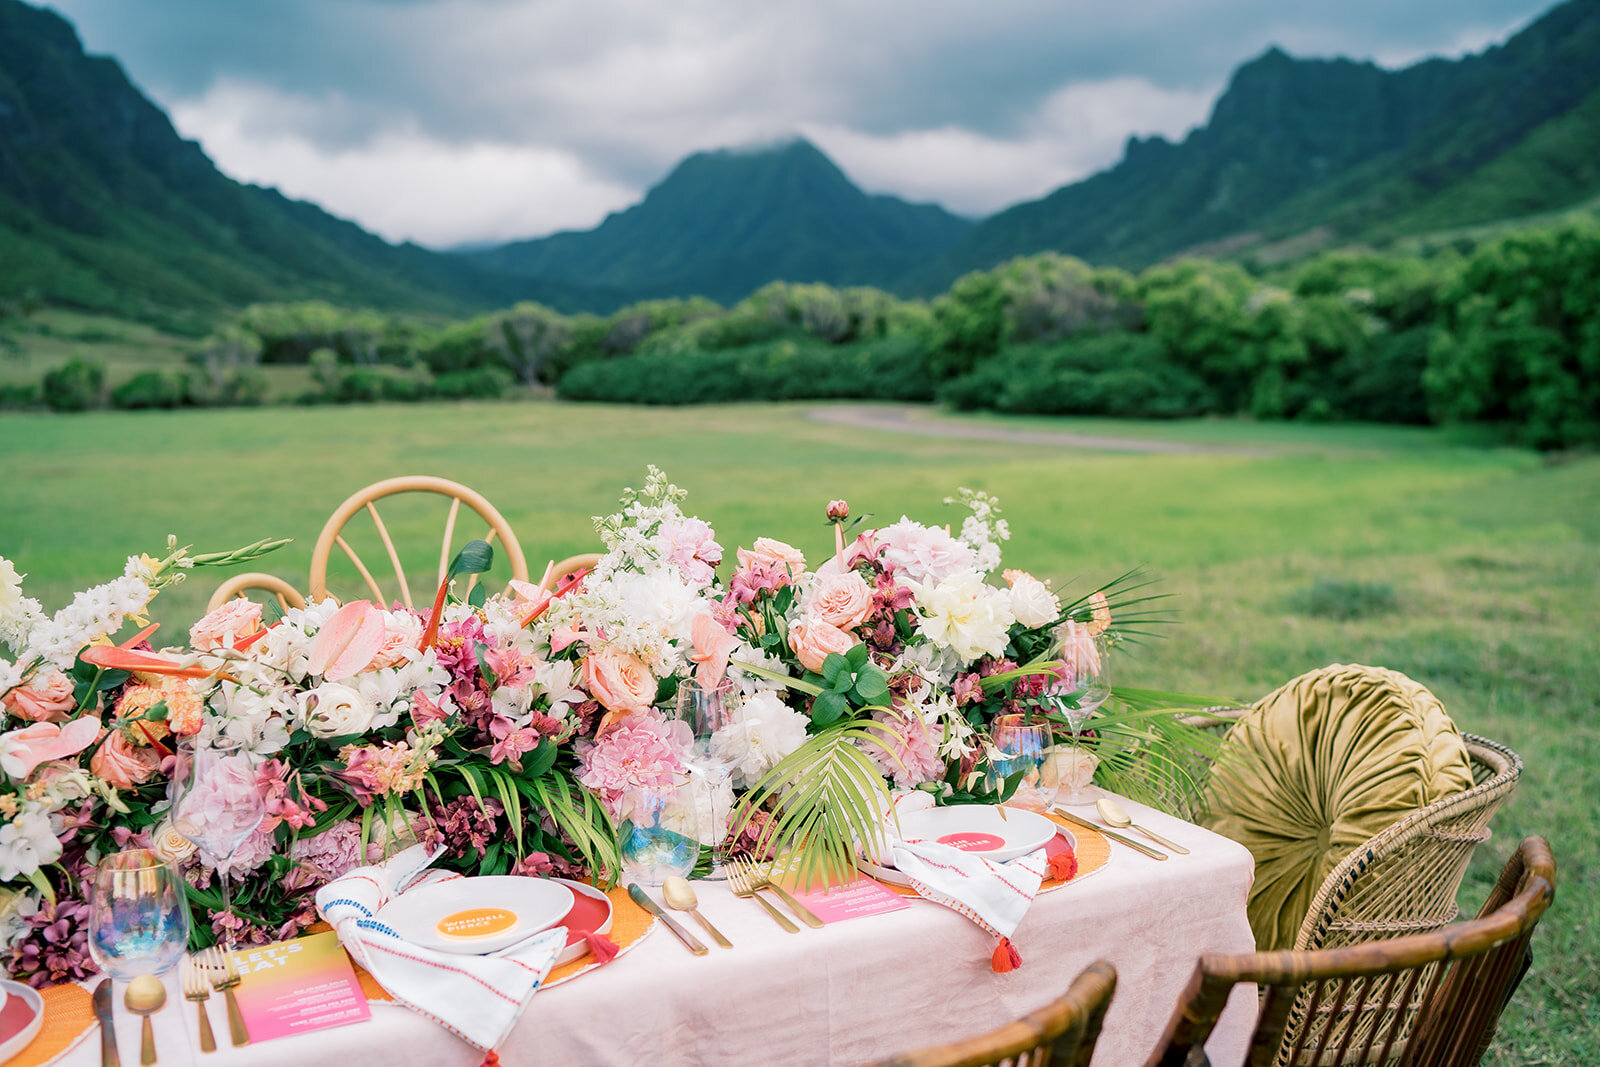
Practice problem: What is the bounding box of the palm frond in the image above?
[731,720,899,890]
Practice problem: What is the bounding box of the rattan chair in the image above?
[1144,836,1555,1067]
[867,960,1117,1067]
[204,572,308,614]
[541,552,601,592]
[308,476,530,607]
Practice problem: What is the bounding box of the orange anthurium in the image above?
[80,625,215,679]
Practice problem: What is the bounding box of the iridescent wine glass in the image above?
[617,774,700,887]
[168,735,267,950]
[669,678,741,877]
[1051,628,1112,807]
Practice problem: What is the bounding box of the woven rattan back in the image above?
[868,960,1117,1067]
[205,572,308,615]
[308,476,529,607]
[1145,837,1555,1067]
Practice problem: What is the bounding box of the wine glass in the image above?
[87,849,190,981]
[669,679,740,876]
[986,713,1052,810]
[168,735,267,950]
[1050,627,1112,807]
[617,775,700,887]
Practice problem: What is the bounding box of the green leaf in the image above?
[467,583,488,609]
[522,741,558,780]
[811,690,849,726]
[844,642,869,670]
[852,665,890,704]
[448,539,494,579]
[820,652,848,686]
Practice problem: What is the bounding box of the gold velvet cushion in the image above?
[1202,664,1475,951]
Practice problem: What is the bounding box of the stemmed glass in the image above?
[668,678,740,878]
[987,713,1053,810]
[87,849,191,981]
[168,735,267,950]
[1050,628,1112,807]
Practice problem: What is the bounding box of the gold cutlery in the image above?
[202,947,250,1046]
[662,876,733,949]
[124,975,165,1066]
[739,859,825,929]
[627,883,708,956]
[725,858,798,933]
[183,955,217,1053]
[1053,807,1168,860]
[92,977,120,1067]
[1096,797,1190,855]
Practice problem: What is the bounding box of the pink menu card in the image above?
[227,930,372,1042]
[790,876,911,923]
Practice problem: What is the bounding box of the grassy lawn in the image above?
[1,400,1594,1062]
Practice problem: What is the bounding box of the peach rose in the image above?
[583,648,658,718]
[90,730,162,790]
[189,598,263,650]
[736,538,806,574]
[788,616,855,674]
[2,669,77,722]
[810,571,874,631]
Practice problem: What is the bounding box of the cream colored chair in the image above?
[204,573,307,614]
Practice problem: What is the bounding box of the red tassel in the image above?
[1048,850,1078,882]
[991,936,1022,973]
[480,1052,500,1067]
[584,932,620,965]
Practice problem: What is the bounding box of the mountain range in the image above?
[2,0,1598,324]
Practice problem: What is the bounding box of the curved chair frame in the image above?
[869,960,1117,1067]
[205,573,308,614]
[309,476,529,608]
[541,552,601,592]
[1145,836,1555,1067]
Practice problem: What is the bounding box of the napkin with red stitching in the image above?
[316,844,565,1063]
[887,837,1049,972]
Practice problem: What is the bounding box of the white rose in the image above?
[302,682,375,738]
[151,821,198,864]
[1007,573,1061,629]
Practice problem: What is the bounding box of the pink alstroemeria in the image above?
[690,613,740,689]
[506,580,553,627]
[0,718,102,781]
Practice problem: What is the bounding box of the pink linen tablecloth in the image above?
[40,794,1256,1067]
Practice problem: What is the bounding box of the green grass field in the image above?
[2,401,1595,1063]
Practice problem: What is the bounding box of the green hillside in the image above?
[468,138,972,307]
[0,0,608,325]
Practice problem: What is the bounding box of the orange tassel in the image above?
[584,932,620,965]
[1048,850,1078,882]
[991,937,1022,973]
[480,1052,500,1067]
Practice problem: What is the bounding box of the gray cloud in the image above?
[44,0,1553,244]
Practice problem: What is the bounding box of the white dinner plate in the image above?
[891,804,1059,863]
[0,979,44,1062]
[376,876,574,955]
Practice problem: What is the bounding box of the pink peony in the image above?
[2,670,76,723]
[658,517,723,587]
[189,598,263,650]
[864,707,947,789]
[290,819,365,882]
[874,519,975,584]
[170,755,265,849]
[576,714,687,807]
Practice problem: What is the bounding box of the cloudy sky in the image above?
[48,0,1552,248]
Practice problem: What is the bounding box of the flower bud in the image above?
[826,500,849,522]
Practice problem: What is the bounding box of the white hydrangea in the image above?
[710,691,811,789]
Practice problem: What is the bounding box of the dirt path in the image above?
[805,404,1276,456]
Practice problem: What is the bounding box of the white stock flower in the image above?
[301,682,376,738]
[0,558,42,653]
[710,691,810,789]
[912,571,1015,662]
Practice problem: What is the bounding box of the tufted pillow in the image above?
[1201,664,1475,951]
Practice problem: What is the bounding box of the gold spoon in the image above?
[124,974,167,1066]
[662,876,733,949]
[1096,797,1190,855]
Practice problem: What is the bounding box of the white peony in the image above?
[301,682,376,738]
[709,691,810,789]
[1007,573,1061,629]
[911,570,1015,662]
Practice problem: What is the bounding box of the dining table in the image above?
[23,792,1257,1067]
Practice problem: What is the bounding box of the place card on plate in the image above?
[228,930,372,1041]
[790,877,910,923]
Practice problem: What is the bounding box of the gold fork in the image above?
[183,955,217,1053]
[726,857,798,933]
[746,862,826,929]
[203,947,250,1047]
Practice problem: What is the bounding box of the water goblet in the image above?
[670,678,741,874]
[617,775,701,887]
[87,849,190,982]
[168,735,267,950]
[1050,627,1112,806]
[986,713,1053,810]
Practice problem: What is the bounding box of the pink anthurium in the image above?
[690,613,740,690]
[0,717,103,781]
[307,601,386,679]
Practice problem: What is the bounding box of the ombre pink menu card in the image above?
[791,876,910,923]
[227,931,372,1041]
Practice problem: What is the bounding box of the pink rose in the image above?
[189,598,263,650]
[89,730,162,790]
[0,717,102,780]
[2,669,77,722]
[736,538,806,575]
[810,572,874,631]
[788,616,855,674]
[583,648,658,719]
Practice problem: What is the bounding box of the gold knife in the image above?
[92,977,121,1067]
[1053,807,1168,860]
[628,883,708,955]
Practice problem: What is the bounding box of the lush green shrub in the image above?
[0,382,38,410]
[333,363,434,403]
[433,366,513,400]
[558,336,933,404]
[41,358,105,412]
[111,370,193,409]
[939,334,1212,418]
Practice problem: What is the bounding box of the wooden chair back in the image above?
[868,960,1116,1067]
[542,552,601,592]
[205,573,307,615]
[1145,836,1556,1067]
[308,476,529,607]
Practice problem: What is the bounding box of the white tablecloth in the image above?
[48,794,1256,1067]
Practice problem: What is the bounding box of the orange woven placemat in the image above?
[877,811,1112,898]
[3,982,92,1067]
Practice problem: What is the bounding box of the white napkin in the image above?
[316,845,566,1057]
[887,836,1048,971]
